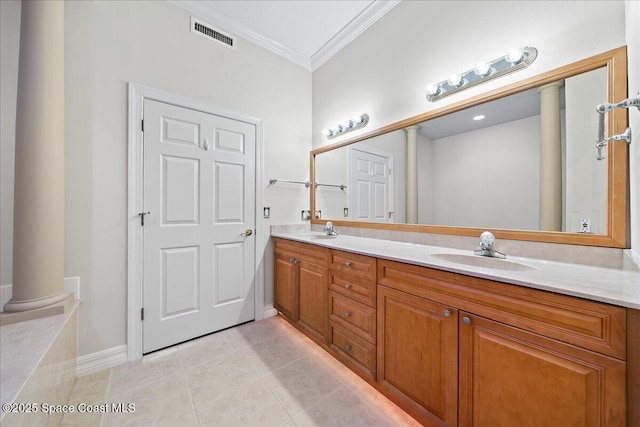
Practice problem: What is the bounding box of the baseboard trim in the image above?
[76,344,128,377]
[263,305,278,318]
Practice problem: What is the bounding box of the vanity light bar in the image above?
[323,114,369,139]
[426,47,538,102]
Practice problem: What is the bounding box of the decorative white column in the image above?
[2,0,70,318]
[537,81,564,232]
[404,125,420,224]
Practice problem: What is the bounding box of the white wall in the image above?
[627,1,640,257]
[1,0,312,357]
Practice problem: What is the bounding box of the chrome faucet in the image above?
[323,221,338,236]
[473,231,506,259]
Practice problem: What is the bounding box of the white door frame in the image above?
[127,83,264,360]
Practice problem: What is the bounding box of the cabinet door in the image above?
[274,252,298,321]
[298,260,329,343]
[459,312,626,427]
[377,285,458,427]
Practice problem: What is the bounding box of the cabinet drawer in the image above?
[378,259,627,359]
[330,250,376,281]
[329,322,376,380]
[330,272,376,308]
[329,291,376,344]
[274,238,329,266]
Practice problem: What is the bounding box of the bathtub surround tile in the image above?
[1,305,78,426]
[60,369,111,426]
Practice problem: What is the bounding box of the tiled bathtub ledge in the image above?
[0,301,78,423]
[271,226,640,309]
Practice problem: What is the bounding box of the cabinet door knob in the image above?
[443,310,451,317]
[463,316,471,325]
[345,261,352,267]
[344,283,351,290]
[344,311,351,318]
[289,258,294,263]
[344,344,352,351]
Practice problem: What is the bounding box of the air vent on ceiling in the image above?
[190,17,235,49]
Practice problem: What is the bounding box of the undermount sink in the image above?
[430,253,536,272]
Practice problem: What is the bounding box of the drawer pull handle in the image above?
[345,261,352,267]
[344,283,352,290]
[344,311,351,318]
[443,310,451,317]
[463,316,471,325]
[344,344,352,351]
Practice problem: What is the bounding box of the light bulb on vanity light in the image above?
[506,47,525,64]
[447,73,463,87]
[474,62,492,77]
[426,83,441,96]
[350,115,364,126]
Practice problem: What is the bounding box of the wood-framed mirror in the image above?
[310,46,628,248]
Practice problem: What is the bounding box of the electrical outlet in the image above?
[301,210,311,221]
[579,218,591,233]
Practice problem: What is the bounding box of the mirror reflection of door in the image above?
[349,146,394,222]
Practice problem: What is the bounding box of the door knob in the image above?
[243,229,253,236]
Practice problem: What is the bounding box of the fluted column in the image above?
[404,125,419,224]
[3,0,69,314]
[537,81,564,232]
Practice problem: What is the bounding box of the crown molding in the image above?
[311,0,401,71]
[168,0,399,72]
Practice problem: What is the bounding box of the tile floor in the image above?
[60,316,420,426]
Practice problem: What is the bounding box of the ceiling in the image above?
[169,0,400,71]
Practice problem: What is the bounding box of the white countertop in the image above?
[271,230,640,310]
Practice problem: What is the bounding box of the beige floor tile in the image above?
[103,373,193,427]
[241,334,308,375]
[160,409,200,427]
[184,349,262,407]
[226,317,296,346]
[264,356,343,417]
[59,411,103,427]
[177,329,243,368]
[197,380,291,427]
[107,346,182,398]
[291,387,396,427]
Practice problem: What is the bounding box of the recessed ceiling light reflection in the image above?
[473,115,486,121]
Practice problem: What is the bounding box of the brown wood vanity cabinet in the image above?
[377,258,628,427]
[328,250,378,380]
[273,238,330,344]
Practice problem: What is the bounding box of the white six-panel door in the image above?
[349,147,392,222]
[142,99,255,353]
